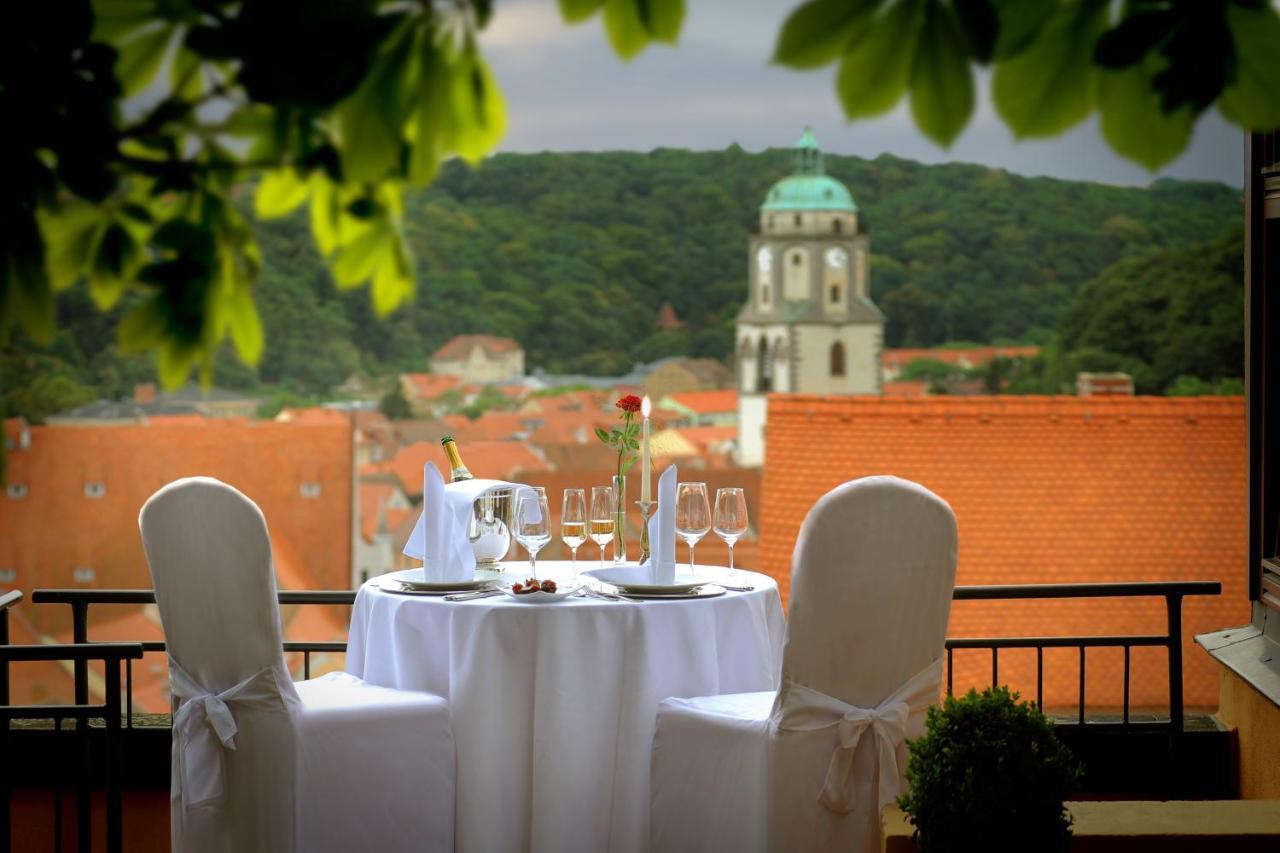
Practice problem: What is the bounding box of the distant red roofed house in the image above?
[649,426,738,470]
[440,412,531,442]
[399,372,463,416]
[643,357,732,400]
[430,334,525,383]
[760,395,1246,712]
[1,416,355,708]
[882,345,1040,380]
[657,389,739,427]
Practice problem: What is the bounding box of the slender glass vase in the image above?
[612,474,627,563]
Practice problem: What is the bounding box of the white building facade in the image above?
[736,129,884,466]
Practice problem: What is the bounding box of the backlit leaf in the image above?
[992,0,1108,138]
[116,24,175,97]
[169,45,204,100]
[559,0,605,23]
[773,0,879,69]
[222,262,264,364]
[643,0,685,43]
[990,0,1055,59]
[370,232,413,316]
[910,2,974,147]
[836,0,922,120]
[445,51,506,163]
[603,0,648,59]
[39,201,102,290]
[1218,3,1280,130]
[256,168,312,219]
[310,176,341,256]
[1099,61,1193,171]
[338,21,417,184]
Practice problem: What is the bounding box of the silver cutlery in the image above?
[576,587,633,602]
[445,588,503,601]
[715,583,755,592]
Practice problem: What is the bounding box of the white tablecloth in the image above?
[346,562,786,853]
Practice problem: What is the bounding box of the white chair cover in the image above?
[650,476,958,853]
[140,477,455,853]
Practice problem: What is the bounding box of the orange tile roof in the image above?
[666,426,738,453]
[402,373,461,401]
[663,389,738,414]
[441,412,530,442]
[1,417,354,644]
[359,481,397,543]
[883,379,929,397]
[274,406,350,425]
[760,395,1246,712]
[431,334,521,361]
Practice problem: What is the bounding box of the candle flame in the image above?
[641,395,651,417]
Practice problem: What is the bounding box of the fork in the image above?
[445,589,503,602]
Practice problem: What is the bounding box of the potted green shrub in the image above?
[898,686,1083,853]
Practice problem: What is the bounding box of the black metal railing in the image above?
[4,579,1223,848]
[28,588,354,727]
[2,590,144,853]
[946,581,1220,737]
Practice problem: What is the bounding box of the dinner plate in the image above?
[583,564,722,595]
[616,585,726,601]
[381,569,492,593]
[495,583,583,604]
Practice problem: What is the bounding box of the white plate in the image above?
[383,569,491,592]
[496,583,583,604]
[583,565,721,594]
[617,585,726,601]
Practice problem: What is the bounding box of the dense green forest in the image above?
[1,146,1242,421]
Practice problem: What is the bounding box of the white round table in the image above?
[345,562,786,853]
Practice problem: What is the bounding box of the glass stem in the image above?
[689,542,696,570]
[728,542,735,571]
[530,551,537,579]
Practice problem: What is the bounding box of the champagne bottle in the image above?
[440,436,474,481]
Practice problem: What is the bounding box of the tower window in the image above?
[768,216,774,229]
[830,342,846,377]
[833,219,842,234]
[792,253,801,266]
[830,284,840,304]
[761,283,771,307]
[794,213,802,227]
[756,337,772,392]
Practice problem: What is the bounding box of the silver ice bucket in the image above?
[467,486,516,566]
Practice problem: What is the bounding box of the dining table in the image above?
[345,561,786,853]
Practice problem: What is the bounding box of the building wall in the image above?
[1216,665,1280,798]
[433,347,524,383]
[736,393,768,467]
[760,210,857,236]
[794,323,881,394]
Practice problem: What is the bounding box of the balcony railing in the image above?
[3,579,1223,852]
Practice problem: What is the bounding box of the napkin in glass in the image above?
[643,464,679,584]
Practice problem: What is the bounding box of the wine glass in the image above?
[561,488,587,573]
[713,487,749,572]
[590,485,616,569]
[675,482,711,570]
[513,493,551,579]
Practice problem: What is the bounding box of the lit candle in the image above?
[640,395,652,502]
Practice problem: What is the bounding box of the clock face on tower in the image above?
[824,247,848,269]
[757,247,773,273]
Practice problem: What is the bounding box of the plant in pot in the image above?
[898,686,1083,853]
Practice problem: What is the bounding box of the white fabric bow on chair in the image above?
[169,657,290,811]
[774,657,944,814]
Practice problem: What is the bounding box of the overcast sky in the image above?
[479,0,1243,188]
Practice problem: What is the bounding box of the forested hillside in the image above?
[1,147,1241,420]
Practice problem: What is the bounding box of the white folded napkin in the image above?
[644,464,678,583]
[402,464,535,581]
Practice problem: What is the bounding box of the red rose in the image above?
[616,395,642,414]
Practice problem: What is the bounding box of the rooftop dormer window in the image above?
[73,566,96,583]
[6,483,26,500]
[300,482,322,498]
[0,568,15,584]
[84,481,106,499]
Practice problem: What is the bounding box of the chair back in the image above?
[139,477,290,694]
[779,475,958,709]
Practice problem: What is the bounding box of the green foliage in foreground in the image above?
[900,686,1082,853]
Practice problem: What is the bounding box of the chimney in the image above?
[133,382,157,404]
[1076,372,1135,397]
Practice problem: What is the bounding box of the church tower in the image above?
[735,128,883,467]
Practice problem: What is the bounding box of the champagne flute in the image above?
[675,482,711,570]
[513,493,551,579]
[713,487,749,572]
[590,485,616,570]
[561,488,587,574]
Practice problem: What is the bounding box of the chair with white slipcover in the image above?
[650,476,958,853]
[140,477,455,853]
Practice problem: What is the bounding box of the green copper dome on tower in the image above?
[760,127,856,213]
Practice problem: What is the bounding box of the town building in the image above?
[642,356,731,399]
[430,334,525,383]
[656,389,738,427]
[736,129,884,466]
